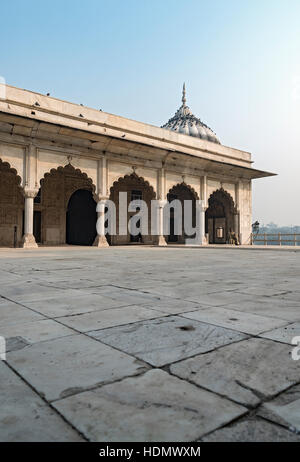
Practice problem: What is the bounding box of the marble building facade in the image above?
[0,84,274,248]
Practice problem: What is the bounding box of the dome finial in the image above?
[182,82,186,106]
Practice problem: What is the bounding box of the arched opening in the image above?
[66,190,97,245]
[39,164,96,245]
[205,188,235,244]
[0,159,24,247]
[109,173,156,245]
[167,183,198,244]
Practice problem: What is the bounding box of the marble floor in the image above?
[0,245,300,442]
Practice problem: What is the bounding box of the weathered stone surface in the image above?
[225,299,300,322]
[54,369,246,442]
[1,319,74,344]
[142,298,203,315]
[0,282,66,303]
[1,246,300,441]
[258,384,300,431]
[260,322,300,344]
[0,362,83,442]
[201,417,300,442]
[0,301,45,327]
[23,291,129,317]
[7,334,148,401]
[87,286,162,305]
[6,336,30,352]
[181,307,288,335]
[236,286,289,297]
[58,305,165,332]
[170,338,300,407]
[89,316,246,367]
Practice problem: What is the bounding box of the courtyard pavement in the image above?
[1,246,300,442]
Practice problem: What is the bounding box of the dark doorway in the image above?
[129,189,143,243]
[205,189,235,244]
[66,189,97,245]
[167,186,196,243]
[33,211,42,243]
[167,193,178,242]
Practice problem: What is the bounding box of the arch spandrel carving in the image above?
[110,172,156,200]
[208,187,236,213]
[40,164,96,207]
[167,182,199,200]
[0,158,24,246]
[0,159,23,206]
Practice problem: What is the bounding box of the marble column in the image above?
[22,190,38,248]
[93,197,109,247]
[199,202,207,245]
[234,211,240,243]
[157,199,167,246]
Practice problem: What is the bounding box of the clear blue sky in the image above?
[1,0,299,225]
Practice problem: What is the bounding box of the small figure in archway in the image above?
[228,229,239,246]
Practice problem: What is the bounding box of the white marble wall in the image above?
[0,143,253,246]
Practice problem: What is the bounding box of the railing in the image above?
[251,233,300,246]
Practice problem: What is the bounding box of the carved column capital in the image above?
[23,187,39,199]
[93,194,110,203]
[158,199,168,208]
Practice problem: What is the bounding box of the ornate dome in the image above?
[161,84,220,144]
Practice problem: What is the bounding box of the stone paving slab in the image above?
[142,298,204,315]
[58,305,165,332]
[236,286,290,297]
[201,417,300,442]
[260,322,300,344]
[224,299,300,322]
[6,334,149,401]
[1,246,300,441]
[0,282,67,303]
[170,338,300,407]
[0,301,45,327]
[54,369,246,442]
[181,306,289,335]
[89,316,246,367]
[0,362,83,442]
[0,319,74,345]
[23,291,133,317]
[86,285,163,305]
[258,384,300,431]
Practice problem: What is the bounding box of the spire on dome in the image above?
[161,83,220,144]
[182,82,186,106]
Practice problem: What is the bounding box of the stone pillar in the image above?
[94,155,109,247]
[157,167,167,246]
[157,200,167,246]
[94,197,109,247]
[22,190,38,248]
[234,212,239,235]
[199,202,207,245]
[200,176,208,245]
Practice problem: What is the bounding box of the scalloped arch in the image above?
[0,158,22,187]
[208,187,235,212]
[40,164,97,205]
[110,172,156,199]
[168,182,199,200]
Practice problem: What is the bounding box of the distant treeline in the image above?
[252,223,300,246]
[257,223,300,234]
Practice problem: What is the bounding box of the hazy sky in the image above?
[1,0,299,225]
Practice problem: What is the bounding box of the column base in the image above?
[201,235,208,245]
[93,235,109,248]
[157,235,167,246]
[21,234,38,249]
